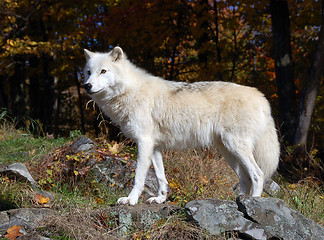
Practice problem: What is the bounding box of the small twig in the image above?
[104,224,125,235]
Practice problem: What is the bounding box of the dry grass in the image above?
[38,207,235,240]
[164,149,238,206]
[137,215,231,240]
[39,207,120,239]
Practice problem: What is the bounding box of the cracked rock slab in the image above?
[185,199,267,239]
[185,197,324,240]
[237,196,324,240]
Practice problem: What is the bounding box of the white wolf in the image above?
[83,47,280,205]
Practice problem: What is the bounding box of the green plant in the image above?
[0,176,35,210]
[69,130,83,140]
[274,177,324,225]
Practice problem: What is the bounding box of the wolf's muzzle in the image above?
[84,83,92,92]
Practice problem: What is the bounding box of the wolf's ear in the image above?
[111,46,124,62]
[84,49,95,61]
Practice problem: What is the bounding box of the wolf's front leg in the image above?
[147,149,168,204]
[117,138,154,205]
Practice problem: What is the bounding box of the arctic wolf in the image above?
[83,47,280,205]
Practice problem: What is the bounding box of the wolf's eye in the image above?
[87,70,91,75]
[100,69,107,74]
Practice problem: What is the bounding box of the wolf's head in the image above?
[83,47,126,98]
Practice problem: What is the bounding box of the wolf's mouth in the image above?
[84,88,104,95]
[87,90,103,95]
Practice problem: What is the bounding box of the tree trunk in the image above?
[74,68,86,133]
[293,1,324,148]
[270,0,297,145]
[213,0,222,81]
[42,55,55,134]
[169,9,182,80]
[0,76,8,108]
[53,76,60,138]
[9,55,26,122]
[196,0,210,81]
[29,56,41,122]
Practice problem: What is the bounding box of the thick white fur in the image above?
[83,47,280,205]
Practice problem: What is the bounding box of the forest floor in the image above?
[0,121,323,239]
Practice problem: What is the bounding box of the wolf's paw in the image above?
[147,195,167,204]
[117,197,137,205]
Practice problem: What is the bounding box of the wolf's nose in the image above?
[84,83,92,91]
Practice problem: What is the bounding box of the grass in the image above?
[164,150,238,207]
[0,121,68,166]
[0,178,35,210]
[0,114,323,239]
[274,177,324,224]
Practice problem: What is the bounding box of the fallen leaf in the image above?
[109,142,120,154]
[94,196,104,205]
[36,194,50,204]
[5,225,24,240]
[29,149,36,156]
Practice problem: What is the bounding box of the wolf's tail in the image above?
[254,118,280,180]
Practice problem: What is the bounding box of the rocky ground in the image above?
[0,137,323,239]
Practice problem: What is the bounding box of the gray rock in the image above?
[69,137,160,199]
[0,211,10,228]
[185,197,324,240]
[105,203,181,235]
[0,162,37,187]
[0,208,56,233]
[263,179,281,195]
[70,136,95,152]
[185,199,267,239]
[92,156,159,200]
[237,196,324,240]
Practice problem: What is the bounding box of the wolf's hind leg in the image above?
[234,148,263,197]
[218,145,252,196]
[147,149,168,204]
[221,135,264,197]
[237,167,252,196]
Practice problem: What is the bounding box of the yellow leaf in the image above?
[74,170,79,176]
[7,39,15,47]
[5,225,24,240]
[288,184,296,189]
[95,196,103,204]
[29,41,38,46]
[36,194,50,204]
[109,142,120,154]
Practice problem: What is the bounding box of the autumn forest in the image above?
[0,0,323,182]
